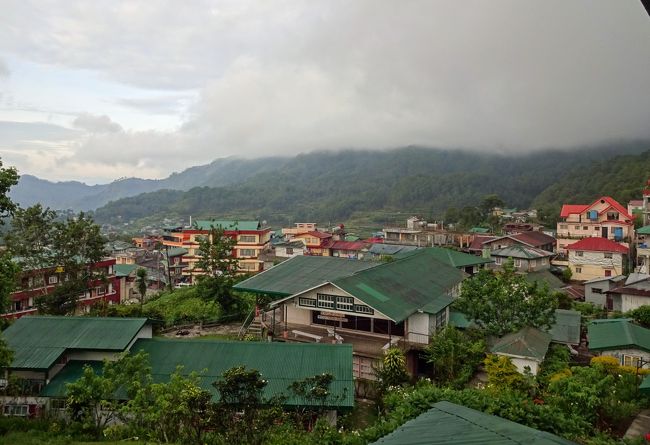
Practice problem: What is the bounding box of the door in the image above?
[601,227,608,239]
[606,294,613,310]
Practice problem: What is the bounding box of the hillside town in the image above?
[3,174,650,444]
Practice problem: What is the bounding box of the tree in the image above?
[196,226,240,313]
[453,259,558,336]
[289,373,345,429]
[0,253,20,313]
[136,267,148,310]
[480,194,505,217]
[66,351,150,437]
[426,327,486,388]
[375,347,409,391]
[0,158,19,223]
[4,204,57,274]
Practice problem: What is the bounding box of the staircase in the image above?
[238,307,265,340]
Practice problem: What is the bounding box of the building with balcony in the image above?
[566,237,629,281]
[3,259,120,319]
[161,220,271,280]
[556,196,634,253]
[281,222,318,239]
[292,231,333,256]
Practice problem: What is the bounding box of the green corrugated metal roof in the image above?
[448,311,474,329]
[547,309,581,345]
[234,256,378,296]
[334,252,462,322]
[469,227,491,234]
[525,270,565,290]
[4,316,149,370]
[395,247,493,268]
[193,220,261,231]
[637,225,650,235]
[42,339,354,408]
[491,327,551,361]
[165,247,188,257]
[41,361,105,398]
[371,401,576,445]
[114,264,138,277]
[587,319,650,352]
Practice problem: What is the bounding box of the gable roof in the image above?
[114,263,138,277]
[490,327,551,361]
[233,255,378,296]
[524,270,565,290]
[370,401,575,445]
[638,225,650,235]
[333,251,463,322]
[302,231,332,239]
[490,245,554,260]
[330,241,367,251]
[469,227,491,234]
[4,316,149,370]
[368,244,419,256]
[468,235,496,251]
[588,319,650,353]
[583,275,626,285]
[193,220,261,231]
[395,247,493,268]
[566,237,629,254]
[547,309,581,345]
[560,197,633,220]
[165,247,188,258]
[510,231,557,247]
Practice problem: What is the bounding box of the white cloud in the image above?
[0,0,649,182]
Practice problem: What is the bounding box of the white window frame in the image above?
[48,275,58,285]
[3,404,28,416]
[576,251,584,257]
[495,257,502,265]
[239,235,257,243]
[604,252,613,259]
[316,294,335,310]
[514,259,522,268]
[96,286,106,296]
[623,355,642,368]
[239,248,256,257]
[336,296,354,312]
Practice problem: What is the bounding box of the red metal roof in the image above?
[468,235,496,251]
[566,237,629,253]
[509,231,556,247]
[560,204,589,218]
[305,231,333,239]
[330,241,366,251]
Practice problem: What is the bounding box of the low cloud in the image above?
[0,58,9,78]
[72,113,123,133]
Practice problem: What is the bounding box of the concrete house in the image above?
[583,275,626,308]
[566,237,629,281]
[588,319,650,368]
[489,245,554,272]
[556,196,634,253]
[604,273,650,312]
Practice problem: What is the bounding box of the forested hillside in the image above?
[93,141,650,226]
[10,157,287,210]
[532,148,650,214]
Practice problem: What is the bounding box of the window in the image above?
[96,287,106,295]
[530,259,537,267]
[592,288,602,294]
[48,275,58,285]
[495,257,502,265]
[354,304,374,315]
[514,259,521,268]
[595,227,600,231]
[560,224,568,230]
[604,252,613,259]
[576,267,582,273]
[583,226,588,231]
[316,294,335,309]
[541,258,548,265]
[298,297,316,308]
[286,248,294,255]
[336,296,354,312]
[240,235,257,243]
[3,405,28,416]
[435,309,447,330]
[605,270,612,277]
[239,249,256,257]
[574,225,580,230]
[623,355,642,368]
[50,399,67,411]
[576,251,584,257]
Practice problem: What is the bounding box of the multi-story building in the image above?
[291,231,333,256]
[3,259,120,319]
[556,196,634,253]
[281,223,318,240]
[161,220,271,280]
[566,237,629,281]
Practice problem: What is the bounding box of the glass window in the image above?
[592,288,602,294]
[316,294,335,309]
[576,251,584,257]
[286,248,294,255]
[3,405,28,416]
[239,249,256,257]
[604,252,613,259]
[48,276,58,284]
[240,235,257,243]
[354,304,374,315]
[298,297,316,308]
[336,296,354,312]
[576,267,582,273]
[623,355,641,368]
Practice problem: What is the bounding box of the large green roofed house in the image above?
[370,401,575,444]
[42,339,354,409]
[490,327,552,375]
[233,255,378,296]
[3,316,150,372]
[394,246,493,271]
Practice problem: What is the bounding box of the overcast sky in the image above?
[0,1,649,183]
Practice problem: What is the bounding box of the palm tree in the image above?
[135,268,148,313]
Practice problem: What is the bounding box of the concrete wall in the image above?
[584,281,610,307]
[600,348,650,368]
[568,251,624,281]
[620,294,650,313]
[407,312,429,343]
[499,355,540,375]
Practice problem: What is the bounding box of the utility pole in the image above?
[165,244,173,291]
